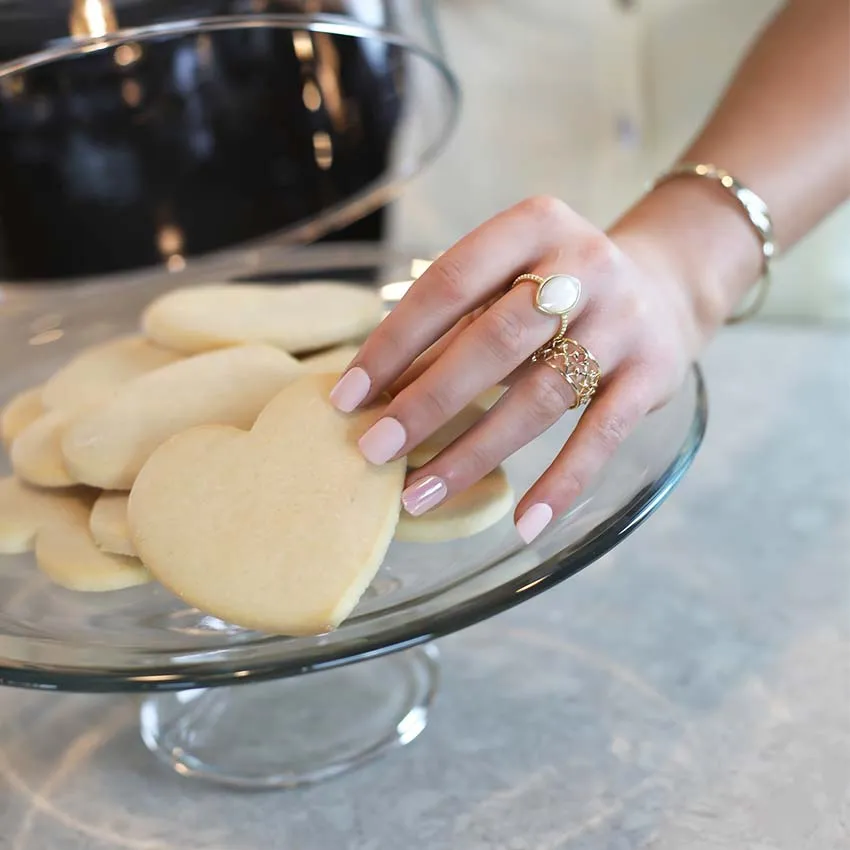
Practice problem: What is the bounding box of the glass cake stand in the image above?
[0,245,708,788]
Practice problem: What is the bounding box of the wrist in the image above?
[609,176,766,336]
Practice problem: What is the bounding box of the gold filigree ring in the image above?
[511,273,582,340]
[532,337,601,409]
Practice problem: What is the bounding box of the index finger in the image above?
[330,198,572,412]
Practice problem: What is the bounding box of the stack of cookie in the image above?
[0,282,514,635]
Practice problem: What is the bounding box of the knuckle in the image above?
[618,286,651,326]
[480,306,530,363]
[454,438,497,482]
[555,467,585,503]
[593,410,634,454]
[529,368,573,421]
[576,229,618,275]
[394,380,454,428]
[519,195,571,229]
[409,382,455,424]
[428,255,468,308]
[369,319,407,363]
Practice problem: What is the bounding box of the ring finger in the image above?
[399,313,622,515]
[357,271,589,466]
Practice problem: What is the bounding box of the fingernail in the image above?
[330,367,371,412]
[402,475,448,516]
[516,503,553,544]
[359,417,406,465]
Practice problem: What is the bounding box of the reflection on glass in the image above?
[314,34,346,131]
[121,78,142,107]
[0,10,459,281]
[313,131,333,170]
[410,258,432,278]
[69,0,119,39]
[302,80,322,111]
[114,42,143,68]
[380,279,413,302]
[0,74,24,99]
[157,225,184,257]
[0,25,406,278]
[292,30,315,62]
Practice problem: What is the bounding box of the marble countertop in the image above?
[1,323,848,850]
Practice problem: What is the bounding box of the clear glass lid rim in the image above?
[0,12,458,79]
[0,14,461,286]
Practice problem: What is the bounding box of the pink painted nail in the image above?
[358,417,406,465]
[516,503,553,544]
[402,475,448,516]
[330,367,371,412]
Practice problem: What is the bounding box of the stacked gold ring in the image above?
[532,337,601,409]
[511,272,601,408]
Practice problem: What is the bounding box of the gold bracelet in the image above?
[651,162,776,324]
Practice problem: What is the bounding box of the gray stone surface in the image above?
[1,324,848,849]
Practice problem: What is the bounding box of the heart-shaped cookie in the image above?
[41,335,183,411]
[63,344,303,490]
[7,336,184,487]
[0,476,91,552]
[1,386,45,449]
[142,282,384,355]
[11,408,77,487]
[90,492,134,557]
[128,373,406,635]
[0,477,150,591]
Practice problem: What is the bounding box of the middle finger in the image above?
[332,200,579,412]
[357,276,584,465]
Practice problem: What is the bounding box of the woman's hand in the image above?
[329,195,721,543]
[325,0,850,543]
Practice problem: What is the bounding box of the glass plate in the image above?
[0,245,707,691]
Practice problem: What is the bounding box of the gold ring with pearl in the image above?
[511,273,582,340]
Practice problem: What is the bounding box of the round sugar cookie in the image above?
[63,344,303,490]
[396,467,514,543]
[41,335,182,411]
[1,386,45,450]
[11,409,76,488]
[90,492,134,557]
[128,373,406,636]
[142,283,384,355]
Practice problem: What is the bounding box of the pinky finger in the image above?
[514,373,652,544]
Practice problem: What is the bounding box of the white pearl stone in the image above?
[536,275,581,315]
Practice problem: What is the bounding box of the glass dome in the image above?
[0,1,459,281]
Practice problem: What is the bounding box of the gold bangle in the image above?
[651,162,776,324]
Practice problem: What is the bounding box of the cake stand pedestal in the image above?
[139,645,439,789]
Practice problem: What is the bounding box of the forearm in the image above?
[611,0,850,331]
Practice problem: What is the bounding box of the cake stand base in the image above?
[139,644,439,789]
